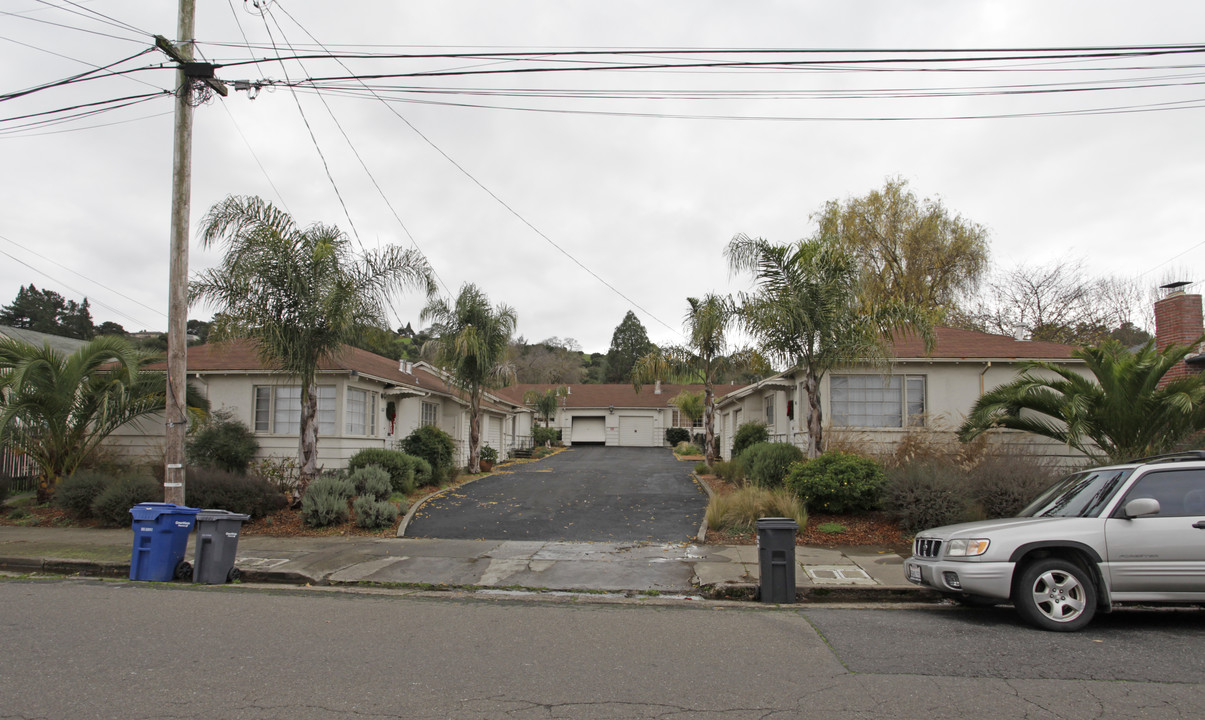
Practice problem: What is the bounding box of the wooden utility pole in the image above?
[158,0,225,505]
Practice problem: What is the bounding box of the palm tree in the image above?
[523,386,567,427]
[421,284,518,473]
[958,339,1205,464]
[190,195,435,485]
[0,336,207,503]
[726,234,931,458]
[632,294,762,464]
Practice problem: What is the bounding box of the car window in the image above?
[1020,469,1131,518]
[1116,469,1205,518]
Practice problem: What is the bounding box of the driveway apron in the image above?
[405,446,706,542]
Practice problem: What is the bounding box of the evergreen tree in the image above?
[605,311,655,383]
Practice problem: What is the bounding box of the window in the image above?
[253,385,336,435]
[672,410,703,429]
[1119,470,1205,518]
[764,395,775,427]
[830,375,926,428]
[421,401,438,428]
[346,387,377,436]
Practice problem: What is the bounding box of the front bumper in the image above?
[905,557,1015,599]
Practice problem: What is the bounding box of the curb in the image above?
[1,556,128,578]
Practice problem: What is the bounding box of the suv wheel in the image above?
[1014,558,1097,631]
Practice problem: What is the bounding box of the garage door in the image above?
[487,417,502,451]
[571,416,606,444]
[618,416,655,446]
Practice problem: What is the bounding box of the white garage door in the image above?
[618,416,655,446]
[571,416,606,444]
[487,417,502,451]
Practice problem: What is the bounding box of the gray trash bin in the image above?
[192,509,251,584]
[757,517,798,603]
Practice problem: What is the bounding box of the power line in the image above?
[0,246,157,329]
[0,233,167,318]
[272,2,453,297]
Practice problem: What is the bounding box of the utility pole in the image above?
[156,0,225,505]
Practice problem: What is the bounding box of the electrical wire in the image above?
[272,2,452,297]
[0,246,157,330]
[255,7,364,248]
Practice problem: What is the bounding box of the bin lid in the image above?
[129,502,200,521]
[196,508,251,522]
[755,516,799,531]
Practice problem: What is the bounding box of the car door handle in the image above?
[1194,521,1205,529]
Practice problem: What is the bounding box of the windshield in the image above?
[1018,469,1132,518]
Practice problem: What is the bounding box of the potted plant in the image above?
[479,444,498,472]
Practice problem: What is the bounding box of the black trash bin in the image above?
[192,509,251,584]
[757,517,798,603]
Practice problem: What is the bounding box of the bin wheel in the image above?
[227,567,241,583]
[174,560,192,581]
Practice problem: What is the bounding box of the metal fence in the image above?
[1,428,38,493]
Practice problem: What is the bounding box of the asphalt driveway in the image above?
[404,446,707,542]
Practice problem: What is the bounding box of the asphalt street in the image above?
[405,446,707,542]
[1,579,1201,719]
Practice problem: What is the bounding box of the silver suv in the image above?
[905,451,1205,631]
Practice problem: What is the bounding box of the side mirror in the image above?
[1123,497,1161,518]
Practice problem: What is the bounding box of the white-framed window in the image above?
[421,401,438,428]
[346,387,377,436]
[671,410,703,428]
[830,375,926,428]
[253,385,336,435]
[764,395,775,427]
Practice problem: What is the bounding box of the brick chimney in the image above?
[1154,285,1203,385]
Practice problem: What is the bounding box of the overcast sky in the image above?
[2,1,1203,353]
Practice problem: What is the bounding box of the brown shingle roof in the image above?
[891,326,1077,360]
[167,339,520,412]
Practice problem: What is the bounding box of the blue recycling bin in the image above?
[129,503,200,582]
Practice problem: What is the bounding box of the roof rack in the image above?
[1124,450,1205,465]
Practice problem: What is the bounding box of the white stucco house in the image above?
[496,382,746,448]
[106,339,534,470]
[712,326,1088,463]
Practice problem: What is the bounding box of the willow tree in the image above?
[959,339,1205,464]
[421,283,517,473]
[726,234,932,458]
[0,336,207,503]
[632,294,762,464]
[190,195,435,486]
[813,177,989,319]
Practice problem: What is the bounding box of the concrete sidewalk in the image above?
[0,525,934,602]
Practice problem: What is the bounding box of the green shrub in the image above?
[349,465,392,501]
[970,453,1060,519]
[694,461,709,474]
[352,496,400,529]
[348,448,418,495]
[300,475,353,527]
[0,477,8,506]
[91,474,161,527]
[675,441,702,456]
[56,470,112,518]
[185,467,286,518]
[739,442,803,488]
[884,461,970,532]
[409,456,433,487]
[532,426,560,447]
[731,422,769,459]
[705,486,807,534]
[785,451,887,514]
[665,427,691,446]
[480,444,498,464]
[186,411,260,473]
[711,460,746,485]
[399,425,456,484]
